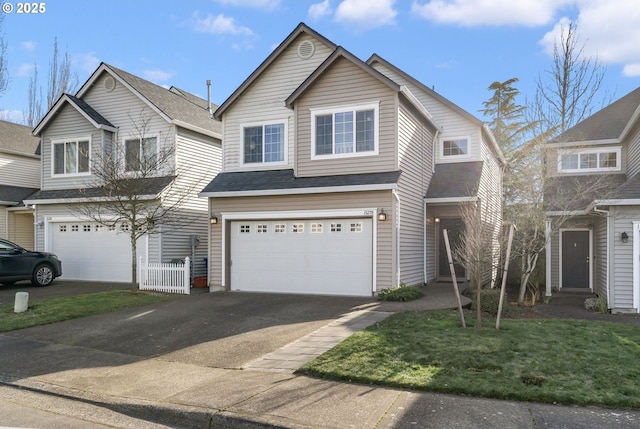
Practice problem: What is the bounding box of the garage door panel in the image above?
[51,221,145,282]
[230,219,373,296]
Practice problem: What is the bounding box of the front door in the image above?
[561,230,590,289]
[438,218,466,280]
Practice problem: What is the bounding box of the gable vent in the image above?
[104,76,116,92]
[297,40,315,60]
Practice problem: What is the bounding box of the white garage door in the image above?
[51,221,146,282]
[230,219,373,296]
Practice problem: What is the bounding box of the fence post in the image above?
[139,257,144,289]
[184,256,191,295]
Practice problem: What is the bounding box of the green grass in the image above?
[0,290,181,332]
[299,310,640,409]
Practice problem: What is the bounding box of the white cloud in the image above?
[21,41,36,52]
[75,52,101,75]
[411,0,572,27]
[16,63,34,77]
[539,1,640,77]
[0,109,25,124]
[191,12,253,36]
[335,0,397,31]
[309,0,332,20]
[142,69,175,83]
[212,0,281,9]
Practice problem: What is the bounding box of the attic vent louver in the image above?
[297,40,315,60]
[104,76,116,92]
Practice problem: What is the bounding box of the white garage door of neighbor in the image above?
[230,219,373,296]
[51,221,146,282]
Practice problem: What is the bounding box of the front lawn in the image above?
[299,310,640,409]
[0,290,181,332]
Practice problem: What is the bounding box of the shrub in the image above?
[378,284,424,302]
[584,296,608,313]
[470,288,509,316]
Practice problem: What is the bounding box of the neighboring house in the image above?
[544,86,640,313]
[0,120,41,249]
[27,63,222,282]
[200,23,504,296]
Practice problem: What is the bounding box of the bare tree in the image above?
[0,13,9,98]
[70,110,204,293]
[25,38,78,126]
[530,20,610,138]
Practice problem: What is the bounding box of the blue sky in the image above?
[1,0,639,125]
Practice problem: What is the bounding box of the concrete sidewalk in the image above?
[2,284,640,428]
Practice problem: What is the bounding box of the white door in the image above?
[51,221,146,282]
[230,219,373,296]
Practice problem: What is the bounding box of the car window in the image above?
[0,241,17,252]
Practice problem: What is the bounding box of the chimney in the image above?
[206,80,213,117]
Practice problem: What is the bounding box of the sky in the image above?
[1,0,639,125]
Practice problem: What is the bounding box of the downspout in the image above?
[393,189,400,287]
[593,205,610,309]
[545,220,552,298]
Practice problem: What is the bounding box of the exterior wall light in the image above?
[210,215,219,225]
[621,231,629,243]
[378,209,387,221]
[434,217,440,223]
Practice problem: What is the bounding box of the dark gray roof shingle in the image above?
[201,169,401,194]
[544,174,627,212]
[0,185,39,205]
[551,86,640,143]
[66,94,115,129]
[24,176,175,202]
[425,162,483,199]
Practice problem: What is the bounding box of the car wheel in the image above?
[32,264,54,287]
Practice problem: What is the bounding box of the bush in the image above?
[378,284,424,302]
[470,288,509,316]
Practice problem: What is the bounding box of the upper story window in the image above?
[242,121,286,165]
[311,103,379,159]
[125,136,158,172]
[558,147,621,173]
[52,138,90,176]
[440,137,469,158]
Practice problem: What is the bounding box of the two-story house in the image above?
[544,86,640,313]
[26,63,222,283]
[200,23,504,296]
[0,120,41,249]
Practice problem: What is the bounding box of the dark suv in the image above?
[0,238,62,286]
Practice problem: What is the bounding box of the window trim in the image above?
[240,120,288,166]
[439,136,471,160]
[122,134,160,173]
[310,102,380,160]
[557,147,622,173]
[51,136,92,177]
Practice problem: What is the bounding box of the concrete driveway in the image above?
[2,286,375,372]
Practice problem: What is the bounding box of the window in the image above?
[243,122,286,164]
[274,224,286,233]
[558,148,621,172]
[240,224,251,234]
[125,136,157,172]
[83,224,91,232]
[441,138,469,158]
[292,223,304,234]
[53,139,90,175]
[311,223,323,233]
[59,225,67,233]
[350,222,363,232]
[71,225,79,232]
[330,223,342,232]
[257,224,268,234]
[312,104,378,158]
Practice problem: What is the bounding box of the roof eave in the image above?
[200,183,397,198]
[173,120,222,140]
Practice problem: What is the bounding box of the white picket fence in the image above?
[139,256,191,295]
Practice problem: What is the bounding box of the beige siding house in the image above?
[0,120,41,249]
[27,63,222,283]
[544,86,640,313]
[200,23,504,296]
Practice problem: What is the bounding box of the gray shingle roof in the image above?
[0,120,40,155]
[24,176,175,202]
[0,185,39,205]
[551,86,640,143]
[104,64,221,136]
[201,169,401,194]
[66,94,115,129]
[543,174,627,212]
[425,162,483,199]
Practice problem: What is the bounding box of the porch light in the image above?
[210,214,219,225]
[621,231,629,243]
[434,217,440,223]
[378,209,387,222]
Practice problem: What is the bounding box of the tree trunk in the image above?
[476,278,482,329]
[130,234,139,293]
